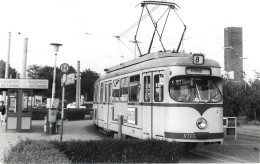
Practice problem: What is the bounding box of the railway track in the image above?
[180,134,260,163]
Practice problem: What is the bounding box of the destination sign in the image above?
[0,79,49,89]
[186,67,211,75]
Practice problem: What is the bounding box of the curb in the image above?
[236,132,260,138]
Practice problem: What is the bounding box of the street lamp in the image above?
[50,43,62,107]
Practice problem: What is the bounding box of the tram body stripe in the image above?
[94,102,222,116]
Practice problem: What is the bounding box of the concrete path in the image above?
[0,116,107,163]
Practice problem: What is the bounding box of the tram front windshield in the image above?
[169,76,222,103]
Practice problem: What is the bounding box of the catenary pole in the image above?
[21,38,28,78]
[3,32,11,104]
[76,61,80,108]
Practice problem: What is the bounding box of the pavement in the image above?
[0,116,260,163]
[236,124,260,137]
[0,116,107,163]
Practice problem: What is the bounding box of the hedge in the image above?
[55,139,184,163]
[30,108,87,120]
[5,139,184,163]
[4,140,70,163]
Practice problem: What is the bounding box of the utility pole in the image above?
[21,38,28,79]
[76,61,80,108]
[3,32,11,104]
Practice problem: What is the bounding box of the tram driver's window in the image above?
[144,76,151,102]
[154,74,164,102]
[129,75,140,102]
[120,77,129,102]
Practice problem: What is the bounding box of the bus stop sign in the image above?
[60,63,69,73]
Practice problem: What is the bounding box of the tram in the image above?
[93,52,223,144]
[93,1,224,147]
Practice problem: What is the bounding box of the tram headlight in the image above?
[196,117,207,129]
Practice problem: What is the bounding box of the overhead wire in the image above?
[117,0,167,57]
[119,0,165,37]
[69,0,87,33]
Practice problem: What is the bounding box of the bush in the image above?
[5,139,183,163]
[5,139,70,163]
[54,139,184,163]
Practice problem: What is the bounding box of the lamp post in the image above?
[50,43,62,108]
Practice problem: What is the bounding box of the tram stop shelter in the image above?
[0,79,48,132]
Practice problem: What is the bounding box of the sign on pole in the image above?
[66,73,75,85]
[60,63,69,73]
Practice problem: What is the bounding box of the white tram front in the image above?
[93,52,223,146]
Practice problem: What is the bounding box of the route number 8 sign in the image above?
[193,54,204,65]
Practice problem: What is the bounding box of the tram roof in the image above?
[100,52,220,81]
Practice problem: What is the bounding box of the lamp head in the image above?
[50,43,62,53]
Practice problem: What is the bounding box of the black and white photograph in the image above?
[0,0,259,163]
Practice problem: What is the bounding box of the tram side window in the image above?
[105,84,109,102]
[120,77,129,102]
[100,83,104,103]
[112,79,120,102]
[154,74,164,102]
[109,83,112,102]
[144,76,151,102]
[129,75,140,102]
[94,85,98,103]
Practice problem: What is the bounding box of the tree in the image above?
[223,79,260,123]
[243,80,260,123]
[27,64,73,99]
[80,69,99,101]
[27,65,42,79]
[26,65,100,103]
[0,59,18,78]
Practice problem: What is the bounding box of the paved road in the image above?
[181,134,260,163]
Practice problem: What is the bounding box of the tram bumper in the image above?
[164,131,224,144]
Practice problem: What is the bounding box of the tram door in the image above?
[142,71,164,139]
[142,72,153,139]
[103,82,112,130]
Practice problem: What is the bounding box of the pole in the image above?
[76,61,80,108]
[21,38,28,79]
[51,54,57,107]
[118,115,124,140]
[79,73,81,106]
[3,32,11,104]
[60,81,65,142]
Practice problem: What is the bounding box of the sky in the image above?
[0,0,260,80]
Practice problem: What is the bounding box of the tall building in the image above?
[224,27,243,82]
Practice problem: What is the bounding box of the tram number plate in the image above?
[184,133,196,139]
